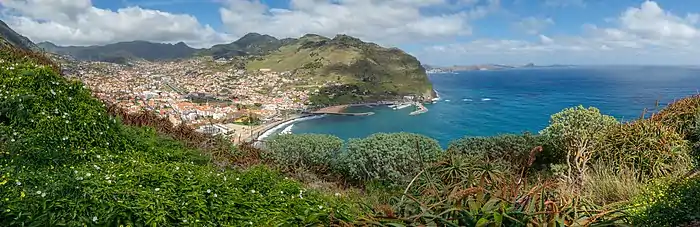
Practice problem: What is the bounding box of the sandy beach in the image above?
[313,104,349,113]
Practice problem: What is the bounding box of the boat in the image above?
[388,104,397,109]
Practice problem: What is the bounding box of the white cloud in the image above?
[0,0,231,48]
[218,0,499,45]
[513,17,554,35]
[420,1,700,65]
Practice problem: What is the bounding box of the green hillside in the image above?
[0,46,357,226]
[246,34,435,105]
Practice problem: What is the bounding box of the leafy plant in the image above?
[599,119,691,178]
[338,133,442,184]
[632,178,700,227]
[264,133,343,174]
[650,95,700,140]
[447,133,557,172]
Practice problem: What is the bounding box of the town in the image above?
[63,57,322,143]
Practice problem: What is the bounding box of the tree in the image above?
[540,106,618,191]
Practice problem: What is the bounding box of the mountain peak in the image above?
[0,19,40,51]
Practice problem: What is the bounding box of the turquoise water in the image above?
[275,66,700,147]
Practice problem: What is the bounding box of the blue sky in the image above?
[2,0,700,65]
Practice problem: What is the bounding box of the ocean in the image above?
[267,66,700,147]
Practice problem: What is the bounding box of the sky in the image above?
[1,0,699,65]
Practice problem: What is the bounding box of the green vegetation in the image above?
[0,46,357,226]
[247,34,434,106]
[4,40,700,226]
[340,133,442,184]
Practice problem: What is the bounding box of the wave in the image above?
[445,99,451,102]
[279,124,294,135]
[432,89,441,101]
[255,115,326,143]
[481,98,492,101]
[463,98,473,101]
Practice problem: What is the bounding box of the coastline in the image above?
[252,114,327,144]
[252,102,390,144]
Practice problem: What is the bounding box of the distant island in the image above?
[424,63,576,73]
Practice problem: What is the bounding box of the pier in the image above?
[410,102,428,115]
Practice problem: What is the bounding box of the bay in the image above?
[273,66,700,147]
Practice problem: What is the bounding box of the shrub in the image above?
[540,105,618,188]
[339,133,442,184]
[599,119,691,178]
[633,178,700,227]
[650,95,700,140]
[264,134,343,173]
[447,133,557,172]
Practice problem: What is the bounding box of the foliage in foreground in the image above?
[447,133,558,171]
[0,46,357,226]
[600,119,691,178]
[264,133,343,174]
[632,178,700,227]
[339,133,442,184]
[362,154,630,226]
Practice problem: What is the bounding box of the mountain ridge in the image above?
[0,20,40,51]
[1,18,435,103]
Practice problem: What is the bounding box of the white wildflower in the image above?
[41,193,46,198]
[15,181,21,186]
[106,180,112,184]
[213,194,218,198]
[334,192,341,197]
[318,205,323,210]
[10,139,14,142]
[86,173,92,177]
[93,165,100,170]
[12,132,16,136]
[206,189,211,194]
[155,188,160,191]
[175,166,179,170]
[74,170,78,174]
[236,178,240,181]
[183,220,188,223]
[280,191,284,194]
[248,221,253,225]
[62,136,68,141]
[36,190,42,195]
[50,90,56,96]
[92,216,97,222]
[65,120,69,124]
[96,155,101,159]
[250,190,256,194]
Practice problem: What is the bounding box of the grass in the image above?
[582,161,645,206]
